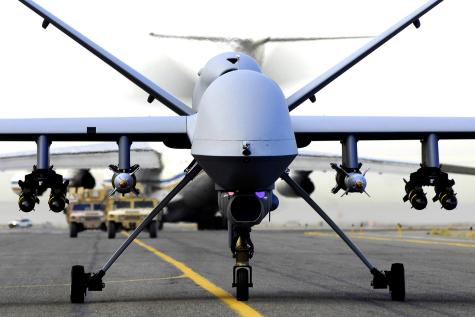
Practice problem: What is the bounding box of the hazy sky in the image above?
[0,0,474,157]
[0,0,475,225]
[1,0,474,117]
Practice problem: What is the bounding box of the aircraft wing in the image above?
[287,0,443,111]
[292,116,475,141]
[292,150,475,176]
[18,0,194,116]
[0,142,162,171]
[0,116,189,145]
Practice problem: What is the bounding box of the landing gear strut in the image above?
[231,228,254,301]
[69,161,202,303]
[281,171,406,301]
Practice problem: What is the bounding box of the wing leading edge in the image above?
[0,116,189,146]
[293,116,475,142]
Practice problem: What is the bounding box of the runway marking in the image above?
[0,275,186,290]
[129,235,263,317]
[304,231,475,249]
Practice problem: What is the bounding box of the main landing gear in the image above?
[70,161,202,303]
[280,171,406,301]
[71,266,104,303]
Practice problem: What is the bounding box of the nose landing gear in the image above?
[232,233,254,301]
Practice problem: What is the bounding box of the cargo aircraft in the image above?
[3,0,472,303]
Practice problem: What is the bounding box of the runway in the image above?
[0,227,474,316]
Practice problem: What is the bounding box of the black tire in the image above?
[236,268,249,301]
[149,220,157,238]
[70,265,86,303]
[107,221,116,239]
[157,220,164,231]
[389,263,405,301]
[70,222,78,238]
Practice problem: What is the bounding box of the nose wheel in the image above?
[234,267,252,301]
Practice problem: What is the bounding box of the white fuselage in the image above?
[189,53,298,191]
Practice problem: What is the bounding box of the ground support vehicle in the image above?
[8,218,32,229]
[105,197,160,239]
[66,188,106,238]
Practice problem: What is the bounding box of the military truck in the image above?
[66,188,106,238]
[105,196,160,239]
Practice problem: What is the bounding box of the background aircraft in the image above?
[2,143,475,230]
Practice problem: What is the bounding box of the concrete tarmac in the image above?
[0,227,474,316]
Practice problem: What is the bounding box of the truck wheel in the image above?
[70,222,78,238]
[149,220,157,238]
[107,221,116,239]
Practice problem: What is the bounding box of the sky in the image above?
[0,0,475,226]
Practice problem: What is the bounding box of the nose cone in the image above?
[192,70,297,190]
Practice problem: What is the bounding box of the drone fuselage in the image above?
[190,57,297,191]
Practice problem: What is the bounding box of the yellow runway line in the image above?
[128,234,263,317]
[304,231,475,249]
